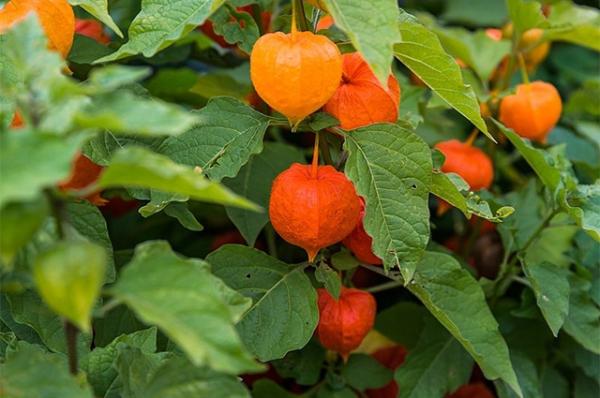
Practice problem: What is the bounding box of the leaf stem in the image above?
[291,0,309,33]
[319,132,334,166]
[45,189,65,240]
[365,280,404,293]
[465,128,479,146]
[517,53,530,85]
[311,132,320,178]
[64,321,78,375]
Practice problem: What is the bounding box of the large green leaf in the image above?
[563,275,600,354]
[395,317,473,398]
[343,123,432,281]
[82,328,157,397]
[224,142,305,246]
[0,341,94,398]
[108,241,261,374]
[342,354,393,391]
[95,0,224,63]
[321,0,400,84]
[69,0,123,37]
[6,290,92,356]
[506,0,545,38]
[0,197,48,266]
[0,130,87,207]
[375,302,426,350]
[522,262,570,337]
[98,146,259,210]
[394,11,491,139]
[76,91,199,136]
[434,27,511,82]
[66,201,116,282]
[141,356,250,398]
[33,241,106,332]
[495,351,543,398]
[159,97,270,182]
[408,252,522,396]
[545,2,600,51]
[207,245,318,361]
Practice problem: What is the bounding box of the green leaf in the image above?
[271,340,326,386]
[322,0,400,84]
[0,341,94,398]
[394,11,491,140]
[434,27,511,82]
[506,0,545,38]
[163,202,204,231]
[408,252,522,396]
[541,367,569,398]
[431,171,514,222]
[342,354,393,391]
[112,347,171,398]
[109,241,261,373]
[524,223,578,267]
[82,328,157,397]
[66,200,116,283]
[495,351,542,398]
[87,65,152,92]
[224,142,305,246]
[141,355,251,398]
[207,245,319,361]
[159,97,271,182]
[330,249,361,271]
[575,373,600,398]
[441,0,508,27]
[33,241,106,332]
[69,0,123,37]
[252,380,298,398]
[92,305,146,347]
[545,1,600,51]
[375,302,426,350]
[563,275,600,354]
[94,0,225,63]
[315,263,342,299]
[522,262,570,337]
[565,184,600,242]
[210,6,259,53]
[98,146,259,210]
[343,123,432,281]
[6,290,92,356]
[0,130,87,208]
[395,316,473,398]
[0,198,49,266]
[76,91,198,136]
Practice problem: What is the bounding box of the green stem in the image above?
[292,0,309,32]
[517,53,530,84]
[318,133,334,166]
[45,189,65,239]
[365,280,404,293]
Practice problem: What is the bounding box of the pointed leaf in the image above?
[343,123,432,281]
[69,0,123,37]
[109,241,261,373]
[394,11,491,139]
[207,245,318,361]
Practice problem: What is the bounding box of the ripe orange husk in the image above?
[324,52,400,130]
[343,198,382,265]
[59,153,107,206]
[0,0,74,58]
[435,140,494,191]
[75,18,110,44]
[250,30,342,125]
[499,81,562,143]
[446,382,495,398]
[317,287,376,357]
[10,111,24,128]
[269,164,360,261]
[366,345,408,398]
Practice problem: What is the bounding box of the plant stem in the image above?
[64,321,78,375]
[521,207,558,253]
[365,280,404,293]
[291,0,309,33]
[517,53,530,85]
[465,128,479,146]
[311,132,320,178]
[319,133,334,166]
[45,189,65,239]
[358,264,403,282]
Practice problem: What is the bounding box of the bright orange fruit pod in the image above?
[0,0,75,58]
[75,18,110,44]
[269,163,360,262]
[324,52,401,130]
[59,153,107,206]
[316,14,333,31]
[499,81,562,143]
[316,287,377,358]
[342,197,382,265]
[435,139,494,191]
[250,30,342,126]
